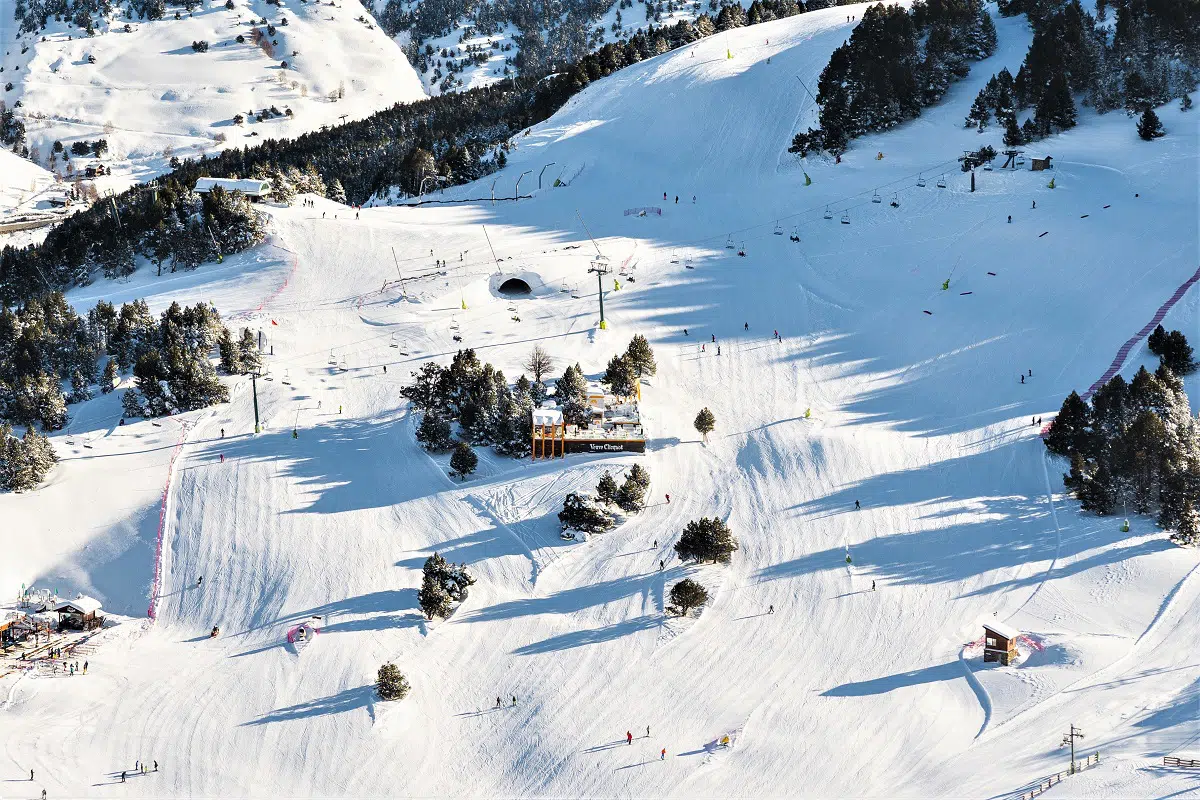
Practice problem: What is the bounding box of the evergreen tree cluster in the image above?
[1,182,265,306]
[559,462,650,532]
[558,490,616,532]
[790,0,997,156]
[977,0,1198,145]
[1045,364,1200,541]
[0,293,225,429]
[675,516,739,563]
[114,301,230,418]
[0,423,58,492]
[1148,324,1195,375]
[417,552,476,619]
[401,348,533,457]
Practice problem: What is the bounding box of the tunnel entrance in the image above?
[498,277,532,296]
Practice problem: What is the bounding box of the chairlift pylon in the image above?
[871,190,882,204]
[823,206,833,220]
[936,175,947,189]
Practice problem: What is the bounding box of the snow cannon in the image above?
[1121,518,1130,532]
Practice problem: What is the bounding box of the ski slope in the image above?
[4,4,1200,798]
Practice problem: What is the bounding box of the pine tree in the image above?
[675,517,739,564]
[238,328,261,373]
[449,441,477,480]
[1035,72,1077,134]
[376,662,411,700]
[602,354,637,398]
[416,413,454,452]
[1003,115,1024,146]
[596,471,619,505]
[1045,391,1091,457]
[667,578,709,616]
[328,179,347,204]
[217,327,241,374]
[418,571,452,619]
[616,466,648,511]
[558,491,615,532]
[1137,107,1165,140]
[1159,331,1195,375]
[694,407,715,441]
[1171,499,1200,545]
[1148,324,1168,355]
[100,358,118,394]
[624,334,657,378]
[555,363,591,426]
[966,92,992,128]
[69,370,91,403]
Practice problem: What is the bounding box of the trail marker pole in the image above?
[251,371,261,434]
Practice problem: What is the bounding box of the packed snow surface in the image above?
[3,5,1200,798]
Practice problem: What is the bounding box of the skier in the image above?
[1007,215,1011,223]
[627,731,634,745]
[768,605,774,614]
[383,365,387,373]
[1032,200,1036,209]
[219,454,224,463]
[220,428,225,438]
[674,196,678,204]
[711,334,716,343]
[665,493,670,504]
[121,772,126,783]
[83,661,88,674]
[197,576,203,587]
[663,193,667,201]
[653,539,658,548]
[661,748,667,761]
[702,344,705,352]
[683,329,688,336]
[135,761,139,772]
[744,322,748,330]
[872,580,876,591]
[496,696,502,709]
[30,770,34,781]
[854,500,860,510]
[774,329,778,339]
[717,346,721,356]
[154,761,158,772]
[1021,375,1025,384]
[659,559,665,571]
[1037,417,1042,425]
[355,211,359,220]
[512,695,517,706]
[646,725,650,737]
[339,405,343,414]
[1028,369,1032,377]
[322,212,325,219]
[692,196,696,203]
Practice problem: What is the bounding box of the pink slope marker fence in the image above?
[1042,265,1200,437]
[229,240,299,321]
[147,420,193,619]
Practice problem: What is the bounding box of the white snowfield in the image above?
[0,0,425,191]
[3,5,1200,798]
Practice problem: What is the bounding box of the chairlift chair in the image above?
[1016,155,1026,167]
[983,161,994,171]
[871,190,882,204]
[823,206,833,220]
[917,174,927,188]
[725,235,735,249]
[889,194,900,208]
[840,212,850,225]
[737,242,747,257]
[936,175,947,189]
[773,222,783,236]
[790,227,800,242]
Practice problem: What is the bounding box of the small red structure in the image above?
[983,621,1019,666]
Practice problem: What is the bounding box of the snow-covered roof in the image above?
[533,408,563,426]
[983,619,1019,640]
[54,595,103,615]
[194,177,271,196]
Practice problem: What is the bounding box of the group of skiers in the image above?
[120,760,158,783]
[495,695,518,708]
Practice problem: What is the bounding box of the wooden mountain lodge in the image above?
[983,620,1019,666]
[53,596,105,631]
[531,382,646,458]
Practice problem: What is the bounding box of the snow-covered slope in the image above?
[0,0,426,190]
[3,4,1199,799]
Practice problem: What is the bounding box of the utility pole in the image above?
[589,255,611,330]
[251,370,262,434]
[1062,724,1085,774]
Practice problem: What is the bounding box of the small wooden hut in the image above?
[983,620,1019,666]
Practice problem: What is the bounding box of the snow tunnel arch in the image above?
[498,277,532,296]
